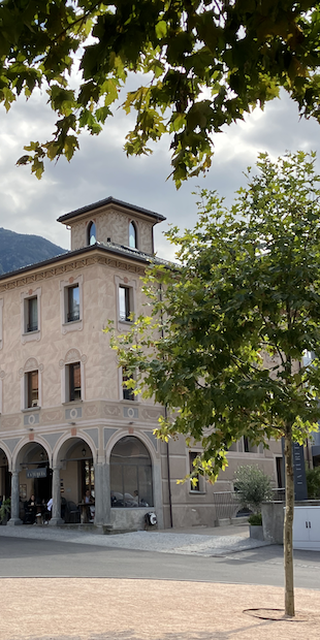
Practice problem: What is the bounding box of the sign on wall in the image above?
[293,442,308,501]
[281,439,308,501]
[26,468,47,479]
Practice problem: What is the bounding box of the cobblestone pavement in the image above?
[2,524,320,640]
[0,522,268,556]
[2,578,320,640]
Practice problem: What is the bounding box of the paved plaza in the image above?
[0,521,267,557]
[1,523,320,640]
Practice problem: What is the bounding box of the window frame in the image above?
[189,451,206,494]
[119,285,132,322]
[241,436,260,454]
[129,220,138,249]
[63,359,84,404]
[26,296,38,332]
[67,361,82,402]
[66,284,80,323]
[87,220,97,246]
[25,370,39,409]
[21,288,41,344]
[20,358,42,412]
[121,367,135,401]
[60,276,83,334]
[115,276,136,330]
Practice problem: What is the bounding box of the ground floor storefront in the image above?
[0,422,282,531]
[0,428,163,530]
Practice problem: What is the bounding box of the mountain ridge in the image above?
[0,227,67,275]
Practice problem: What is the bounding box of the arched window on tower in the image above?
[129,221,137,249]
[87,221,96,246]
[110,436,153,507]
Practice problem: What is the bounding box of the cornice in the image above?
[0,253,145,292]
[57,196,166,225]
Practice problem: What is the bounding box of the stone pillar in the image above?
[49,466,64,526]
[94,460,111,531]
[103,462,112,527]
[153,457,164,529]
[93,462,103,526]
[7,470,22,526]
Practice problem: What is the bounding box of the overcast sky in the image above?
[1,85,319,261]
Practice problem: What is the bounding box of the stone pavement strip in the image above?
[2,578,320,640]
[0,524,268,556]
[1,525,319,639]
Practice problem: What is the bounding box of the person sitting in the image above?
[61,494,67,520]
[83,489,95,522]
[24,494,37,524]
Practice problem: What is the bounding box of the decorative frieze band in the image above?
[0,253,145,292]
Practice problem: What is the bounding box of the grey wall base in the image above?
[262,500,320,544]
[111,508,155,531]
[262,502,284,544]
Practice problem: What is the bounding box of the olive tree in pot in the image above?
[234,465,273,539]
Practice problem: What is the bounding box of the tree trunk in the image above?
[284,426,295,617]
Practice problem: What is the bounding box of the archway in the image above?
[57,437,95,522]
[0,448,11,502]
[110,436,153,508]
[9,441,52,524]
[17,442,52,504]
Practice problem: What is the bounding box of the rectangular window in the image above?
[189,452,200,492]
[21,289,41,343]
[68,362,81,401]
[122,368,135,401]
[242,436,257,453]
[26,297,38,332]
[26,370,39,408]
[119,286,132,322]
[276,456,284,488]
[66,285,80,323]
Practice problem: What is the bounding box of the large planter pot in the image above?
[249,524,264,541]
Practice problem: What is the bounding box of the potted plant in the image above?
[234,465,273,540]
[0,498,11,525]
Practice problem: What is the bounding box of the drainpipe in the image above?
[159,282,173,528]
[165,409,173,529]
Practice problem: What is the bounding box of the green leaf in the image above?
[155,20,167,39]
[1,0,320,185]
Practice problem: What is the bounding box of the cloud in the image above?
[0,88,319,259]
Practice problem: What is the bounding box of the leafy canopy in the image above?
[110,151,320,481]
[2,1,320,184]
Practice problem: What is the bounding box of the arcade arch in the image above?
[0,447,10,502]
[110,435,153,508]
[15,441,52,505]
[56,436,95,522]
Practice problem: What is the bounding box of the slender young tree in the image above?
[2,2,320,184]
[110,151,320,616]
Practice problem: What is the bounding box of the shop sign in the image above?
[26,468,47,479]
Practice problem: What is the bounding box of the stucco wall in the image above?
[70,209,154,254]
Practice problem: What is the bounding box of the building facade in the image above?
[0,197,282,530]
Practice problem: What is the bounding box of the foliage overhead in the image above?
[109,150,320,481]
[2,2,320,184]
[234,464,273,514]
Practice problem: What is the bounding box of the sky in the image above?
[1,84,320,261]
